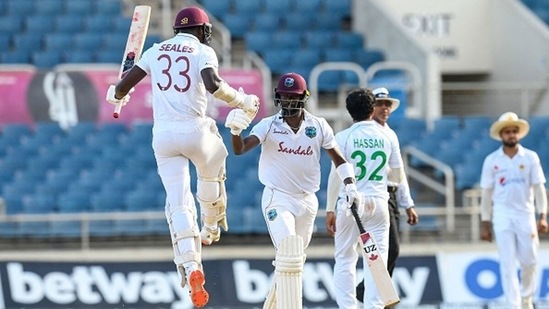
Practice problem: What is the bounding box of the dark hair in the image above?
[345,88,375,121]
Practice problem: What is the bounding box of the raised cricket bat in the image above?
[350,203,400,307]
[112,5,151,119]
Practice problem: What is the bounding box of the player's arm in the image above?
[230,134,260,156]
[480,187,494,242]
[325,163,340,236]
[201,68,259,116]
[534,183,548,234]
[106,66,146,106]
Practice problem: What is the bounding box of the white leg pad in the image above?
[197,169,228,245]
[167,218,201,288]
[275,235,304,309]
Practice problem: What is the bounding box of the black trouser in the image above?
[356,186,400,305]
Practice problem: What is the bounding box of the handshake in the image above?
[224,87,260,136]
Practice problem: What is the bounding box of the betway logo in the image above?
[4,263,192,307]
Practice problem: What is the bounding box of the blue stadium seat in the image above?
[91,191,125,212]
[2,123,32,141]
[58,154,95,172]
[0,51,30,64]
[324,0,351,16]
[125,190,160,211]
[144,34,162,50]
[49,221,82,238]
[245,31,271,54]
[35,0,65,15]
[23,193,57,214]
[6,0,35,16]
[13,34,36,52]
[283,13,314,30]
[84,15,113,32]
[35,121,65,137]
[64,51,95,64]
[296,0,323,11]
[0,34,10,50]
[32,51,62,68]
[94,0,123,16]
[73,33,104,52]
[292,48,322,68]
[103,32,128,51]
[95,50,121,64]
[303,31,335,48]
[262,49,293,75]
[201,0,231,19]
[354,49,385,69]
[113,17,132,32]
[36,182,67,200]
[234,0,265,14]
[24,15,55,34]
[223,14,253,39]
[317,71,344,92]
[253,13,281,32]
[0,15,23,35]
[265,0,293,13]
[2,192,25,214]
[335,32,364,49]
[272,31,302,49]
[66,1,94,15]
[55,15,83,33]
[314,13,343,31]
[44,33,73,50]
[324,49,354,62]
[58,191,92,213]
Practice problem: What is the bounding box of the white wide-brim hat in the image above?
[489,112,529,141]
[372,87,400,112]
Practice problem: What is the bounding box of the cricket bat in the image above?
[350,203,400,307]
[112,5,151,119]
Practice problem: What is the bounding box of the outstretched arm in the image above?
[534,183,548,234]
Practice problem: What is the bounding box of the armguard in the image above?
[213,81,243,108]
[336,162,355,182]
[326,164,341,212]
[534,183,548,216]
[480,188,493,222]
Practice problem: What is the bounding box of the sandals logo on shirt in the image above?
[305,126,316,139]
[267,209,277,221]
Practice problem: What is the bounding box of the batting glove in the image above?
[344,183,364,216]
[238,87,260,120]
[225,108,252,135]
[106,85,134,106]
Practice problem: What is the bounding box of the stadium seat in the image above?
[144,34,162,50]
[58,191,92,213]
[94,0,123,16]
[314,13,343,30]
[324,0,351,17]
[223,14,253,40]
[253,13,281,32]
[64,51,95,64]
[265,0,293,13]
[35,121,65,137]
[317,71,344,92]
[0,15,23,35]
[35,0,65,15]
[2,123,32,141]
[24,16,55,34]
[44,33,73,51]
[125,190,160,211]
[23,193,57,214]
[49,221,82,238]
[272,31,302,49]
[245,31,271,54]
[84,15,113,32]
[262,49,294,75]
[296,0,323,11]
[95,50,120,64]
[234,0,265,14]
[13,34,36,52]
[292,48,322,68]
[335,32,364,49]
[354,49,385,69]
[113,17,132,33]
[200,0,231,19]
[32,51,62,68]
[303,31,335,48]
[55,15,83,33]
[283,14,314,30]
[2,192,25,214]
[324,49,354,62]
[6,0,35,16]
[66,1,94,15]
[91,191,125,212]
[103,32,128,51]
[74,33,104,51]
[0,51,30,64]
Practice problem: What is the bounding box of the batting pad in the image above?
[275,235,304,309]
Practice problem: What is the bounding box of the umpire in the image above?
[356,88,419,304]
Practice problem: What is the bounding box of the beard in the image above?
[502,139,518,147]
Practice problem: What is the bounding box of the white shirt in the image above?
[335,120,403,200]
[376,121,415,208]
[137,33,218,123]
[250,110,338,195]
[480,145,546,216]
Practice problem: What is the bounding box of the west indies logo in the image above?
[305,126,316,138]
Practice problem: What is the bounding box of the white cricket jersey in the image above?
[250,110,338,195]
[136,33,218,123]
[377,121,415,208]
[335,120,403,200]
[480,145,546,216]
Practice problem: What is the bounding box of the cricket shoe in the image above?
[188,270,209,308]
[200,226,220,245]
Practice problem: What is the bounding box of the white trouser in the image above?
[152,117,228,265]
[261,188,318,250]
[333,196,390,309]
[492,212,539,309]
